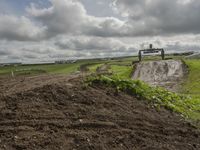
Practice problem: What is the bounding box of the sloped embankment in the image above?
[132,60,187,91]
[0,75,199,150]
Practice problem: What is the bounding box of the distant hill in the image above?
[185,52,200,59]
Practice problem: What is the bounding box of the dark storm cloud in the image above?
[166,42,200,51]
[22,54,38,59]
[54,36,131,51]
[112,0,200,36]
[0,49,10,55]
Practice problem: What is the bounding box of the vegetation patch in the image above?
[182,59,200,96]
[110,65,133,79]
[86,75,200,123]
[88,63,133,79]
[13,69,46,76]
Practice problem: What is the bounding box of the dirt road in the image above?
[0,75,199,150]
[0,74,81,96]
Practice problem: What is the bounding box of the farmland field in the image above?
[0,57,133,75]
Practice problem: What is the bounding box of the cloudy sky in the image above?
[0,0,200,63]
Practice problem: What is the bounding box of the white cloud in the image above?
[26,0,129,38]
[26,0,87,36]
[112,0,200,36]
[0,15,46,41]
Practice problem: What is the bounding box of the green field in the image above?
[0,57,137,76]
[0,62,84,75]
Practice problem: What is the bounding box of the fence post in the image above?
[161,49,165,60]
[138,51,142,61]
[11,71,15,78]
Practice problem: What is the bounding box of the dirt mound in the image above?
[0,75,199,150]
[132,60,188,91]
[0,74,80,96]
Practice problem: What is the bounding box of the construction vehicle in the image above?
[138,44,165,61]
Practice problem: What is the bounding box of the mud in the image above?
[0,75,199,150]
[132,60,188,91]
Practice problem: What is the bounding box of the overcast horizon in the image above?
[0,0,200,63]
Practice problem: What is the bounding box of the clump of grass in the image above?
[86,75,200,122]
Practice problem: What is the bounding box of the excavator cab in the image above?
[138,44,165,61]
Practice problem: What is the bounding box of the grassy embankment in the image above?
[183,59,200,96]
[86,58,200,124]
[86,74,200,124]
[181,59,200,121]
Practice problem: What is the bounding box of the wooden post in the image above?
[161,49,165,60]
[138,51,142,61]
[11,71,15,78]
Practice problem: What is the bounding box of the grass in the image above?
[86,75,200,123]
[180,59,200,121]
[13,69,47,76]
[0,57,136,76]
[87,63,133,79]
[0,59,100,76]
[0,63,80,75]
[182,59,200,96]
[88,63,104,72]
[110,65,133,79]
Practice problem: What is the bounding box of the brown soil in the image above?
[0,75,199,150]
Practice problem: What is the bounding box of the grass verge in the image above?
[183,59,200,95]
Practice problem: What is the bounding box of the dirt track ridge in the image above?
[0,75,199,149]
